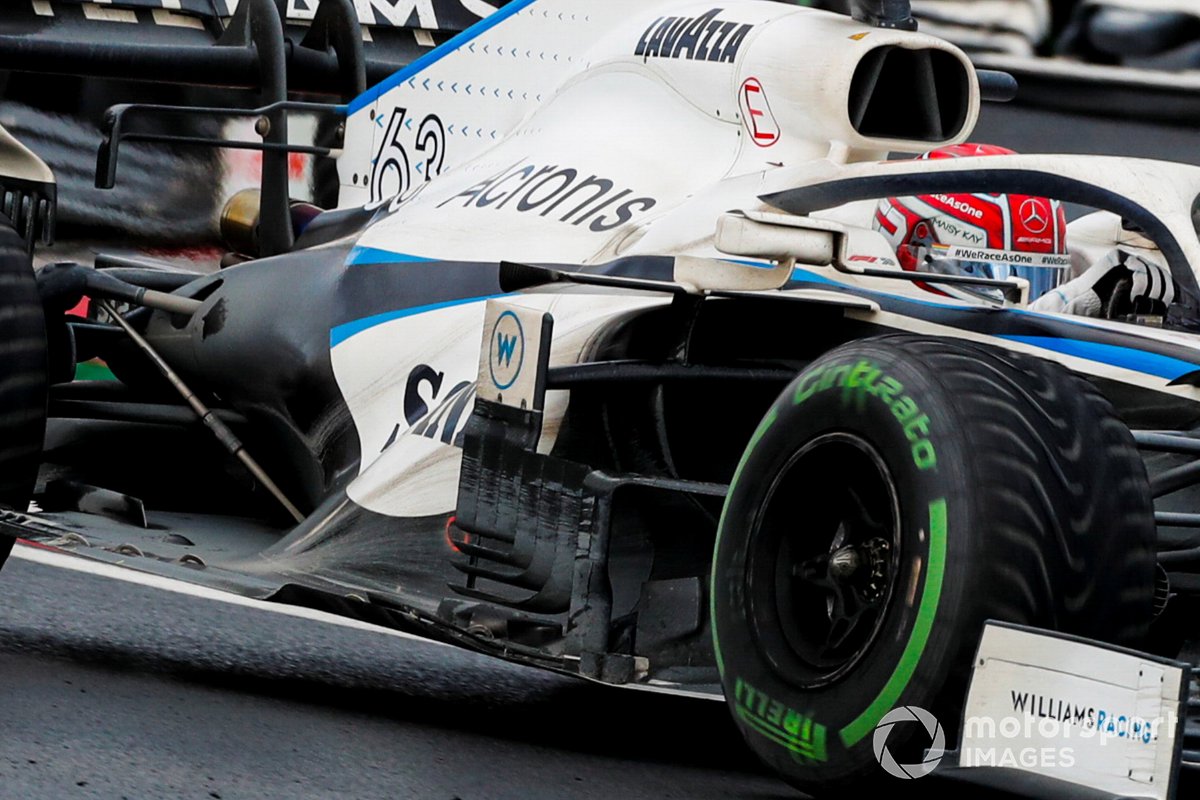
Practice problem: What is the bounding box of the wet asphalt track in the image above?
[2,101,1198,800]
[0,549,791,800]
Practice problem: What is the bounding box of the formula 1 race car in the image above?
[2,0,1200,796]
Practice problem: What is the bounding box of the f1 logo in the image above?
[740,78,780,148]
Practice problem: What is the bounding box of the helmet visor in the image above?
[924,244,1072,301]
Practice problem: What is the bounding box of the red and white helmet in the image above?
[873,144,1071,300]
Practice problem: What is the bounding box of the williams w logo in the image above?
[488,310,525,392]
[496,332,518,368]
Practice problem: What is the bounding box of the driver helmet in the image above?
[873,143,1071,301]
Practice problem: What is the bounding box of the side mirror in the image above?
[715,211,837,265]
[697,211,839,293]
[715,210,1028,305]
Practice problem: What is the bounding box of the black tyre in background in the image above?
[0,218,47,571]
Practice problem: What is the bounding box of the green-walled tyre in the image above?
[710,334,1155,793]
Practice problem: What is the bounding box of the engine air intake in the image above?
[848,46,970,143]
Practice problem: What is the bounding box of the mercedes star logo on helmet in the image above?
[1019,198,1050,234]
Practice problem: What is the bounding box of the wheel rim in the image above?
[746,431,902,689]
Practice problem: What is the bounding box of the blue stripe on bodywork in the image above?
[722,258,780,271]
[347,0,541,114]
[328,262,847,350]
[785,267,1200,381]
[999,335,1200,380]
[328,253,1200,382]
[330,294,502,348]
[346,246,434,266]
[789,266,857,288]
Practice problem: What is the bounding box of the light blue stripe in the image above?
[330,294,503,348]
[722,258,779,271]
[788,265,850,288]
[346,246,434,266]
[779,268,1200,381]
[999,335,1200,380]
[728,260,859,288]
[347,0,542,115]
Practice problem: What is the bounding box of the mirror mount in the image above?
[716,210,1028,305]
[850,0,918,31]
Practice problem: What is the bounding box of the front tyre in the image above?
[0,221,47,572]
[710,335,1155,792]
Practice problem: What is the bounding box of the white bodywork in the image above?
[338,290,669,517]
[961,623,1187,799]
[331,0,979,517]
[0,123,54,185]
[326,0,1200,522]
[337,0,979,213]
